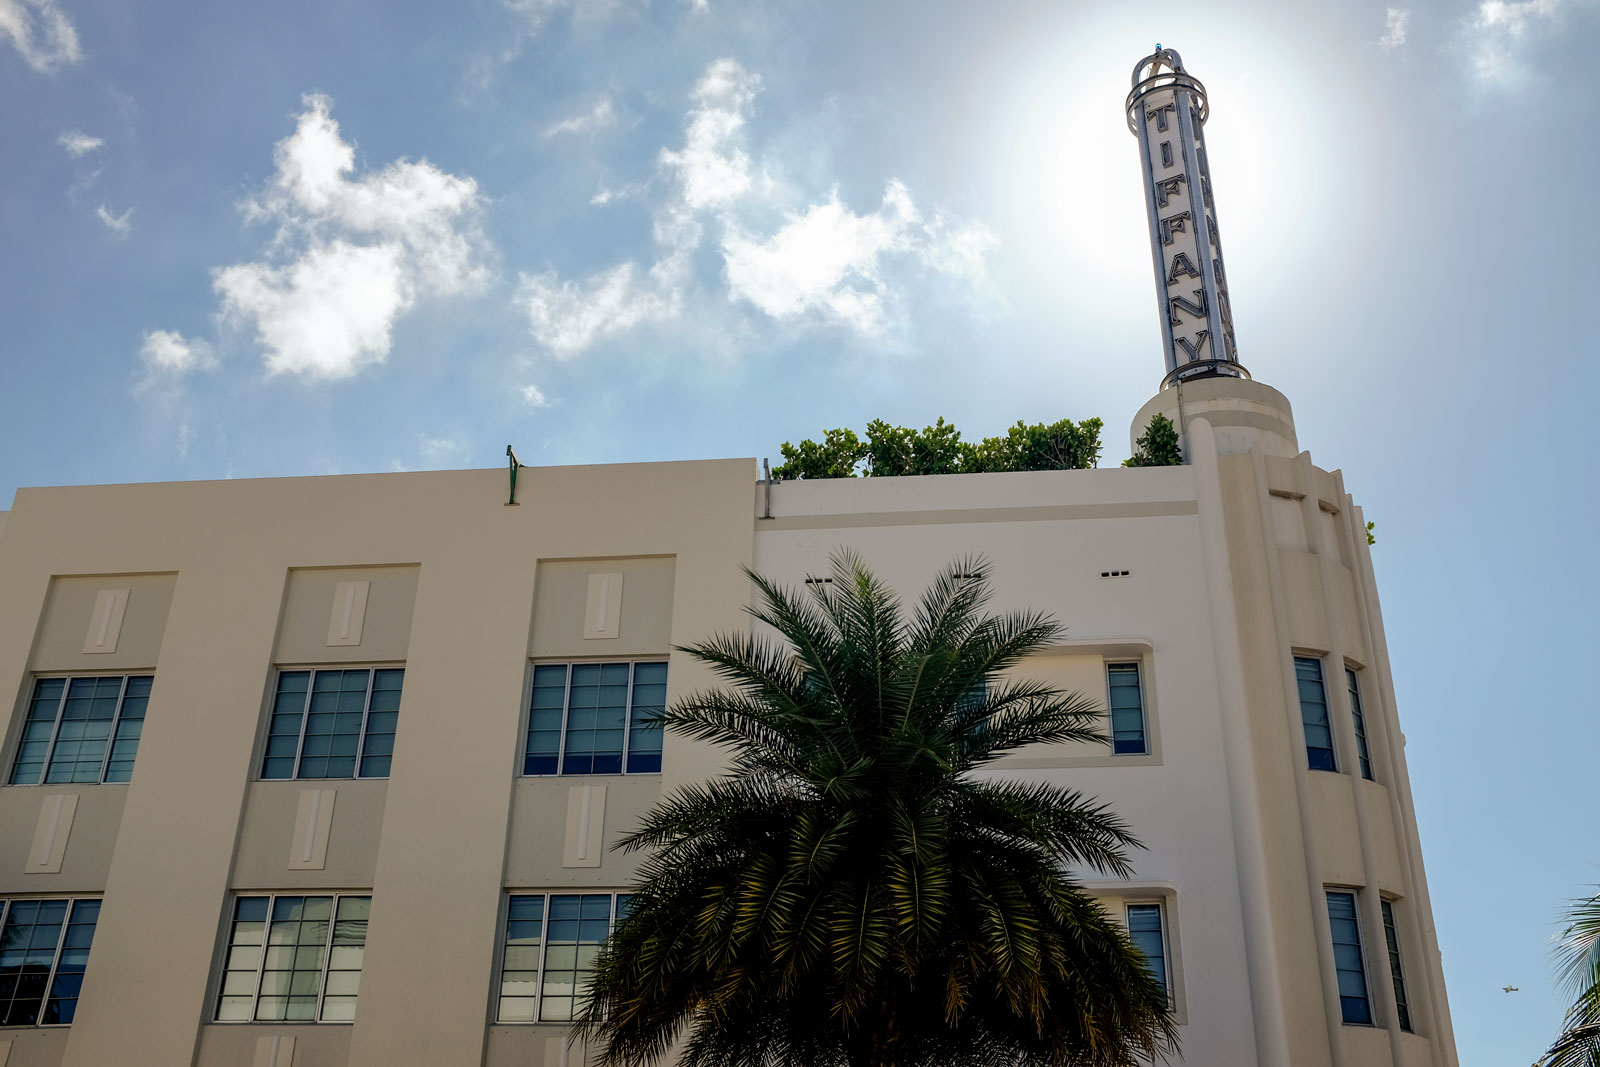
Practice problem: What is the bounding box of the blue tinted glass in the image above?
[1126,905,1167,999]
[1107,663,1146,755]
[1295,658,1336,772]
[1346,668,1373,781]
[1326,892,1371,1024]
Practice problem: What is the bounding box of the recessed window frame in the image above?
[1381,898,1413,1033]
[1345,666,1375,782]
[1325,888,1373,1026]
[213,891,371,1024]
[1124,900,1170,1005]
[522,660,667,777]
[0,896,102,1027]
[8,674,152,786]
[1294,656,1338,773]
[259,666,405,781]
[494,890,633,1023]
[1105,661,1148,756]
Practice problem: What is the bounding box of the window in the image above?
[215,894,370,1023]
[1125,903,1169,1004]
[524,662,666,776]
[1381,900,1412,1032]
[1295,657,1337,772]
[496,891,632,1022]
[1106,663,1147,755]
[10,676,151,785]
[1325,891,1372,1025]
[260,668,403,780]
[0,898,100,1025]
[1346,668,1374,781]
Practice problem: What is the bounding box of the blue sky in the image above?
[1,0,1596,1060]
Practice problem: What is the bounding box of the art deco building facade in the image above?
[0,45,1455,1067]
[0,376,1457,1067]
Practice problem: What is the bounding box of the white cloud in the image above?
[515,58,995,356]
[544,96,616,138]
[0,0,81,74]
[1379,7,1410,50]
[57,130,102,156]
[723,184,915,334]
[589,182,647,206]
[516,262,678,357]
[659,59,759,210]
[418,435,466,467]
[95,203,131,237]
[1466,0,1559,84]
[209,94,491,381]
[521,383,550,407]
[139,329,216,374]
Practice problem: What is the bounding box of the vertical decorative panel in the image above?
[583,573,623,640]
[288,789,336,870]
[81,588,130,654]
[563,785,606,868]
[325,581,371,647]
[26,793,78,874]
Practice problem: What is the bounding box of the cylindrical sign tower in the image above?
[1126,48,1248,387]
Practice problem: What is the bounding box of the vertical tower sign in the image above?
[1126,48,1248,386]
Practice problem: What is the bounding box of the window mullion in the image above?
[559,666,575,776]
[96,676,130,784]
[293,674,316,779]
[249,895,272,1022]
[39,680,71,786]
[315,894,339,1021]
[355,670,376,778]
[621,662,635,774]
[40,899,72,1025]
[535,893,549,1019]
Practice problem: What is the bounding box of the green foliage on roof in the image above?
[772,416,1105,479]
[1121,413,1183,467]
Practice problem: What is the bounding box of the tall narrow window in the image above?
[1125,903,1169,1004]
[260,668,404,780]
[1381,900,1413,1032]
[523,662,667,776]
[1326,891,1372,1024]
[0,898,100,1025]
[10,676,152,785]
[1295,657,1337,772]
[1346,668,1374,781]
[1106,663,1148,755]
[215,893,370,1022]
[496,892,632,1022]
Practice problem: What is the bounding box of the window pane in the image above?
[1382,900,1412,1032]
[1126,904,1168,1003]
[525,666,568,775]
[1325,891,1371,1025]
[262,673,310,780]
[322,895,369,1022]
[499,895,546,1022]
[357,670,401,780]
[0,896,94,1026]
[1107,663,1146,756]
[1295,658,1337,773]
[1346,668,1374,781]
[540,894,616,1022]
[627,663,667,774]
[10,681,66,787]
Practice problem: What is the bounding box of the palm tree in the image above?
[1540,886,1600,1067]
[577,551,1178,1067]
